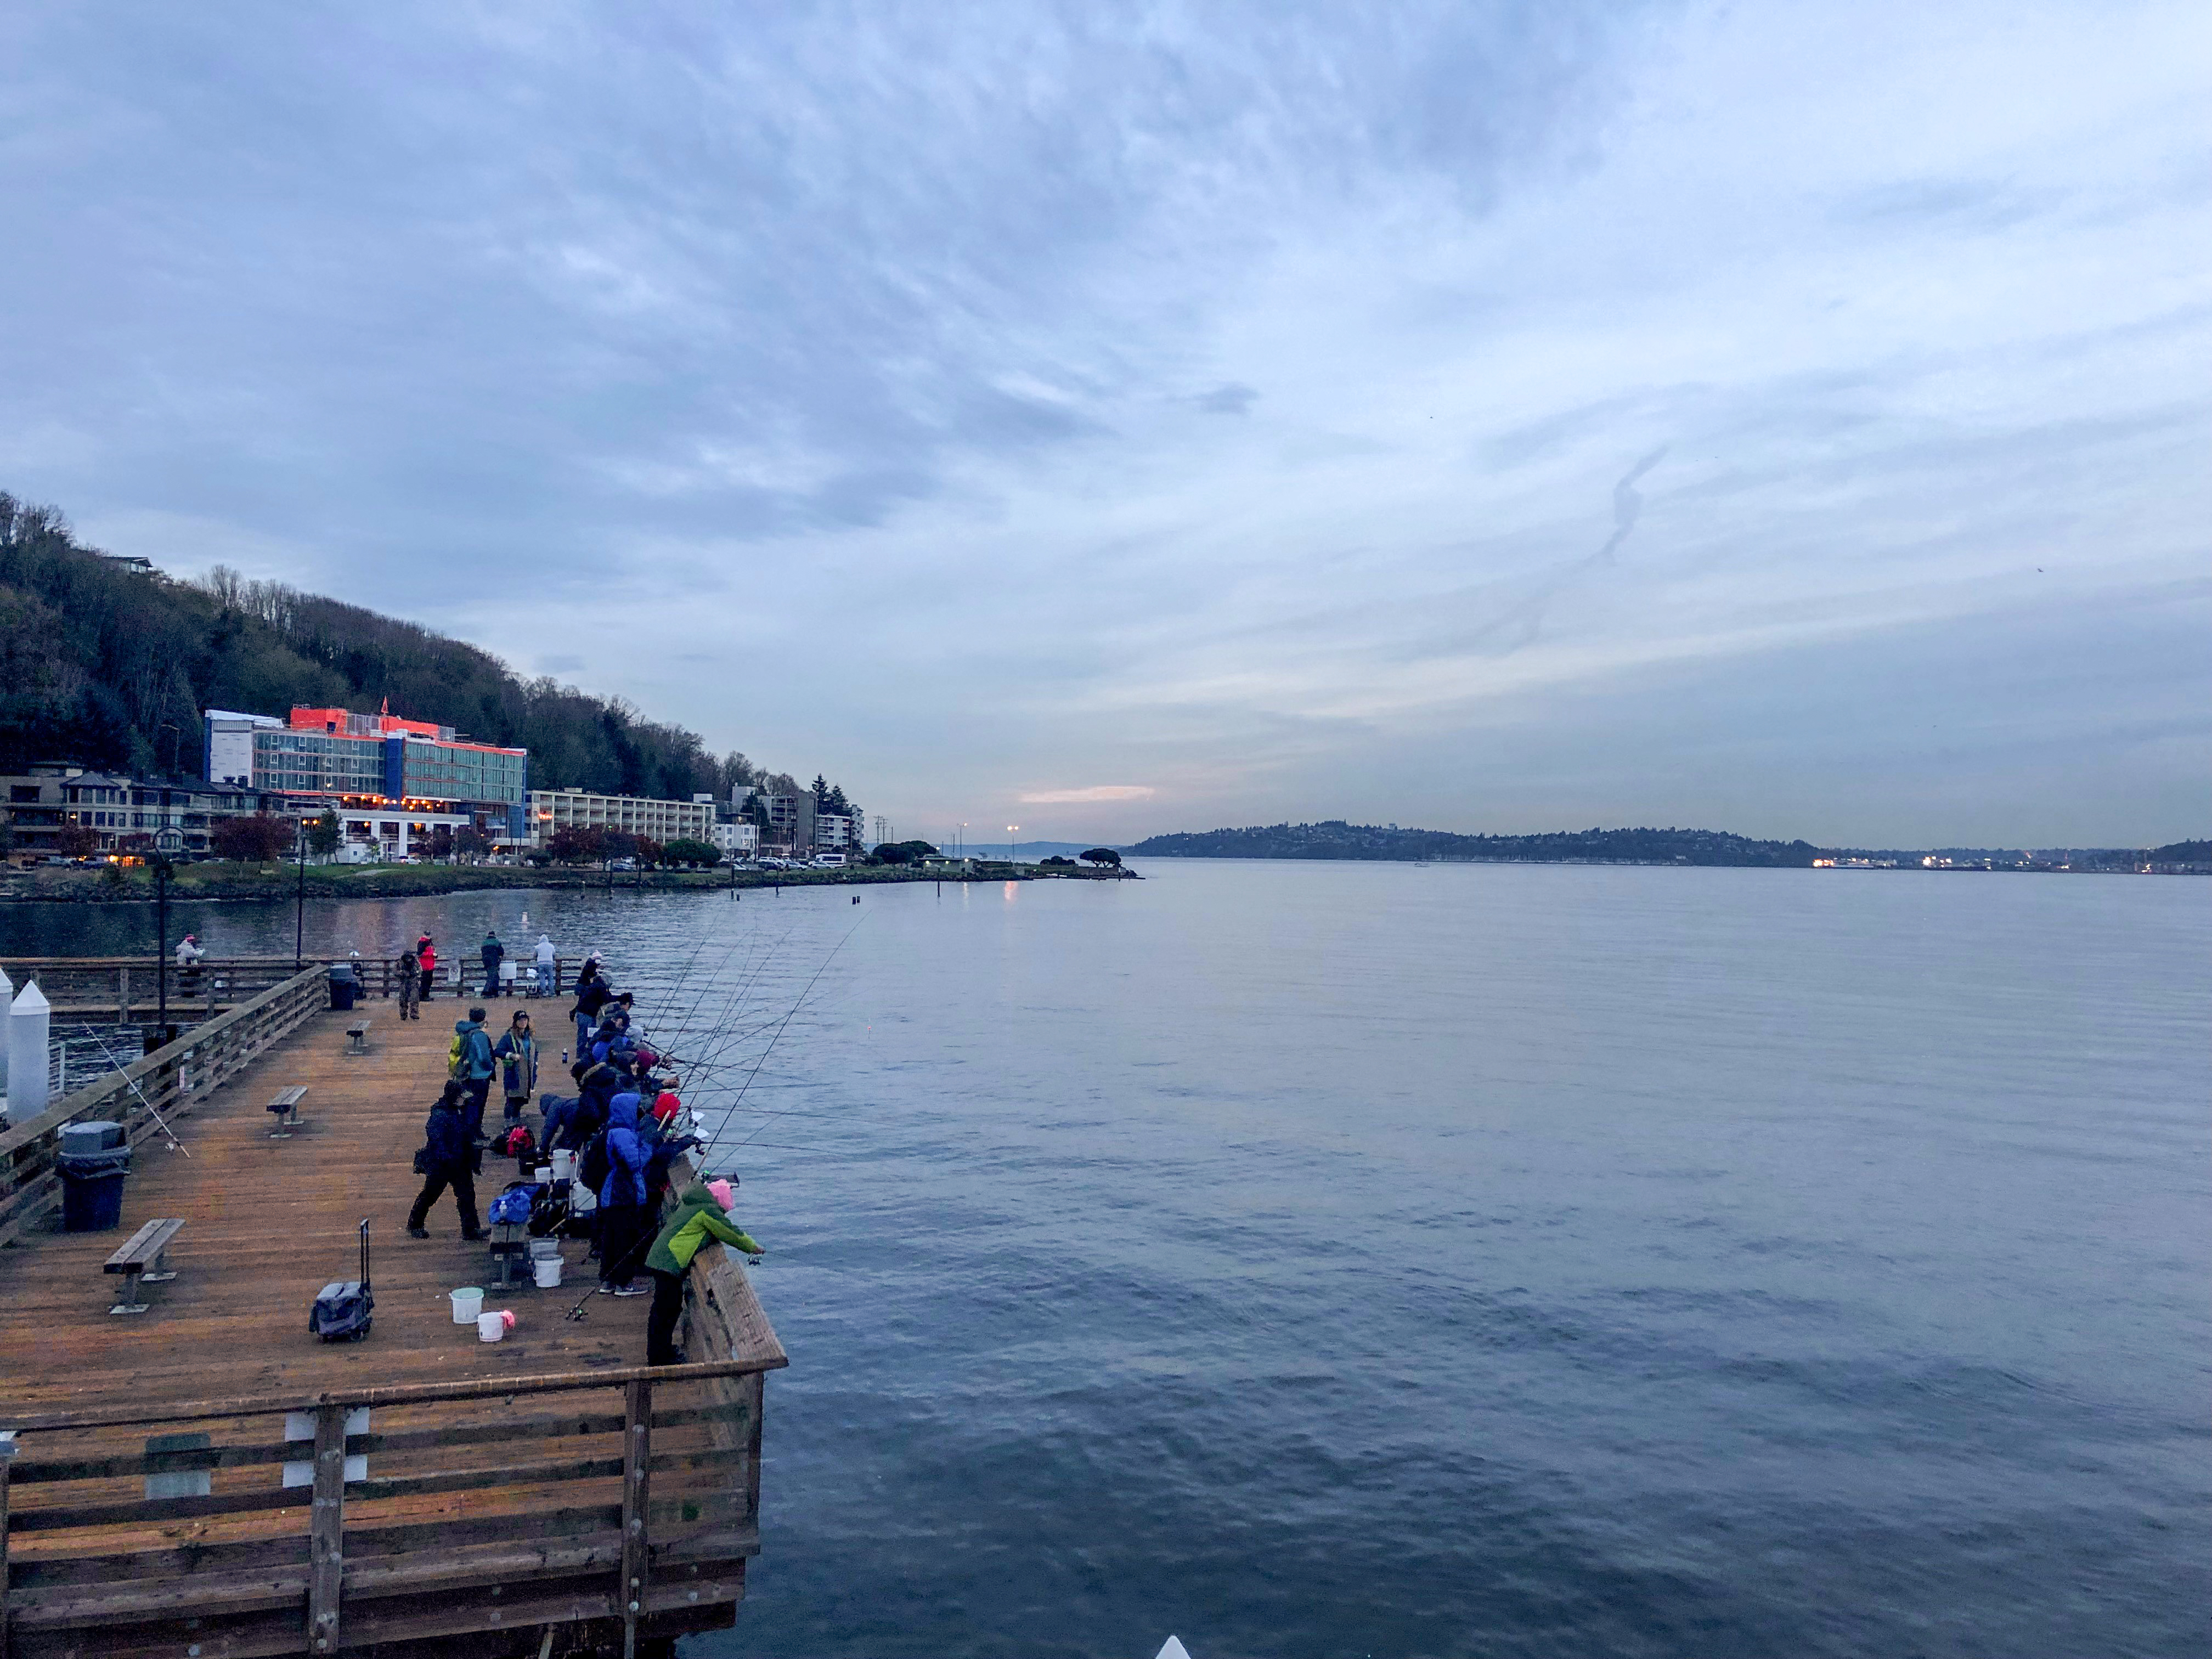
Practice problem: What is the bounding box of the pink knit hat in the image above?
[707,1178,735,1211]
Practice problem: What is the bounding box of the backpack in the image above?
[577,1128,611,1194]
[447,1033,464,1077]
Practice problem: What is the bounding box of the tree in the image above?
[1041,854,1075,867]
[872,840,938,865]
[455,825,489,861]
[212,812,295,861]
[600,829,641,862]
[662,837,719,866]
[811,774,830,809]
[1079,848,1123,868]
[425,825,455,861]
[306,808,341,856]
[548,825,603,863]
[633,836,665,867]
[57,823,100,856]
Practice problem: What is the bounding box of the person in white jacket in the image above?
[533,934,557,997]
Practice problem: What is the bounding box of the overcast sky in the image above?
[3,3,2206,847]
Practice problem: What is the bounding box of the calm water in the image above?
[7,864,2206,1657]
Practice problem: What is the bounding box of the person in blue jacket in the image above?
[595,1090,654,1296]
[406,1082,486,1240]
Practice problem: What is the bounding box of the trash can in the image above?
[328,963,360,1012]
[58,1121,131,1233]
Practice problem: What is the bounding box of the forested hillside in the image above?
[1129,822,1824,866]
[0,489,797,800]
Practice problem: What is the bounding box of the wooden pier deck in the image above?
[0,975,784,1659]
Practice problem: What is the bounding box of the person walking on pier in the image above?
[450,1008,496,1141]
[641,1179,763,1365]
[494,1009,538,1125]
[480,929,505,998]
[407,1081,486,1240]
[395,948,421,1020]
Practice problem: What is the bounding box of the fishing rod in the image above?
[706,916,865,1156]
[80,1026,191,1156]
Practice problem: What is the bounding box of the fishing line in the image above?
[708,917,865,1157]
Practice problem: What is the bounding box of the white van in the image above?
[811,853,847,868]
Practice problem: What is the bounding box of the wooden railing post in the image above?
[2,1427,16,1659]
[309,1402,345,1654]
[621,1378,651,1659]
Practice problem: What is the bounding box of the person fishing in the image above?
[415,934,438,1001]
[641,1178,763,1365]
[395,947,421,1021]
[533,933,557,997]
[594,1088,653,1297]
[406,1081,486,1240]
[493,1009,538,1125]
[570,957,610,1052]
[481,928,505,998]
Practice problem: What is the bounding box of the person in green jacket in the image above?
[642,1180,763,1366]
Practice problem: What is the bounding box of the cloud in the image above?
[3,2,2207,844]
[1018,786,1158,804]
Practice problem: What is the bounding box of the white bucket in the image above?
[477,1310,505,1342]
[550,1150,576,1180]
[450,1286,483,1325]
[533,1256,562,1288]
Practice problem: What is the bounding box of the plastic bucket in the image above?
[533,1256,562,1288]
[450,1286,484,1325]
[477,1311,505,1342]
[549,1149,576,1180]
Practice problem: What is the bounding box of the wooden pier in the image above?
[0,969,784,1659]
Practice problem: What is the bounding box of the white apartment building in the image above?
[711,820,760,859]
[527,788,718,847]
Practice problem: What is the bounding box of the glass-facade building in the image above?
[209,706,528,837]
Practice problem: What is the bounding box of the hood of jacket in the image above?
[607,1091,642,1131]
[454,1018,481,1037]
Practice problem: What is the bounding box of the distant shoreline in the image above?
[0,861,1139,906]
[1135,852,2203,874]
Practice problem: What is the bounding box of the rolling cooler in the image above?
[310,1220,375,1341]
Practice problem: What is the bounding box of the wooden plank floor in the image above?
[0,998,652,1418]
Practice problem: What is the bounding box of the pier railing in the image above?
[0,965,326,1249]
[1,956,592,1019]
[0,1342,783,1659]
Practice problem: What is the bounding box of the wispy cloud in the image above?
[1019,786,1158,805]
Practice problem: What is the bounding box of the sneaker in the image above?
[596,1284,615,1295]
[461,1229,489,1242]
[407,1226,430,1239]
[612,1283,648,1297]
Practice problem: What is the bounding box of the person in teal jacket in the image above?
[642,1180,764,1365]
[450,1009,496,1141]
[492,1010,538,1125]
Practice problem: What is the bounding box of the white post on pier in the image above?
[8,979,50,1120]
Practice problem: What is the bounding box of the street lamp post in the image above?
[1007,825,1019,863]
[154,854,171,1031]
[294,819,307,969]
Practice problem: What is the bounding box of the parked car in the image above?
[608,857,639,872]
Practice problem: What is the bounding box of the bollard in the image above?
[9,979,52,1120]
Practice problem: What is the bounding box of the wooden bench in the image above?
[105,1217,185,1316]
[266,1084,308,1138]
[344,1018,373,1056]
